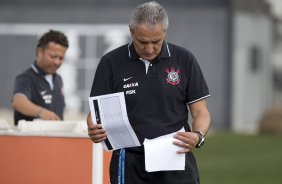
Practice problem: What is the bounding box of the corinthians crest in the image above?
[165,67,181,85]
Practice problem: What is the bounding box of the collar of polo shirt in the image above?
[128,41,171,62]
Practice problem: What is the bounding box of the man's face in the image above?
[130,22,166,62]
[37,42,67,74]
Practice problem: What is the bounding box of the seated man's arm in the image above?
[11,94,60,120]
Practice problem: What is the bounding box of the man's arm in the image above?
[173,99,210,153]
[87,112,107,143]
[189,99,210,134]
[11,94,60,120]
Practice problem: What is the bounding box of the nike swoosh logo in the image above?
[123,76,133,82]
[40,90,47,95]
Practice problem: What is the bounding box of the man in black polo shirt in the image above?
[87,1,210,184]
[11,30,69,126]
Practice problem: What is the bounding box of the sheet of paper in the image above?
[144,127,185,172]
[89,92,141,151]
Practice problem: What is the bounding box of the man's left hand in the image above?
[173,132,199,153]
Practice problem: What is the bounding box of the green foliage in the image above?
[193,132,282,184]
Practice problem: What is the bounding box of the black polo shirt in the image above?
[13,62,65,125]
[90,41,210,144]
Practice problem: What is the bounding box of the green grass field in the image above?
[193,132,282,184]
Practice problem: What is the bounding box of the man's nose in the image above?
[145,43,154,54]
[53,58,62,65]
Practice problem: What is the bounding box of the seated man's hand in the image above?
[38,108,60,120]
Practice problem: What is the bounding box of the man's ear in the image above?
[36,47,40,54]
[36,47,43,58]
[129,26,134,35]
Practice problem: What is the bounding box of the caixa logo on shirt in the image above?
[165,67,181,86]
[40,91,52,104]
[123,81,138,95]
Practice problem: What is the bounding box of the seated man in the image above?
[11,30,69,125]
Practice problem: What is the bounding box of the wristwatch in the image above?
[194,130,206,148]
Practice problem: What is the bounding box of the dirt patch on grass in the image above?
[259,107,282,135]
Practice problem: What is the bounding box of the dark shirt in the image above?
[13,62,65,125]
[90,41,210,145]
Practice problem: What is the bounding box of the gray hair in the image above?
[129,1,169,31]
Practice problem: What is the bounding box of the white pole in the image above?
[92,143,103,184]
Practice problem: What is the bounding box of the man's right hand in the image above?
[87,113,107,143]
[38,108,61,120]
[11,94,61,121]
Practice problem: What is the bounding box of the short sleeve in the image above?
[186,54,210,104]
[90,56,113,97]
[13,74,33,99]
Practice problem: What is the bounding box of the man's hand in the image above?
[173,99,210,154]
[173,131,199,154]
[87,113,107,143]
[38,108,61,120]
[11,94,61,120]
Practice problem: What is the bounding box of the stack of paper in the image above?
[144,128,185,172]
[89,92,141,151]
